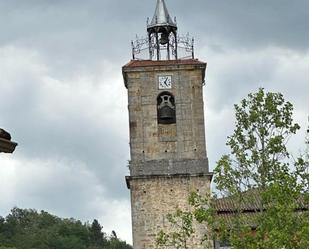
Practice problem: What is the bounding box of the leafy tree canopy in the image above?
[157,88,309,249]
[0,207,132,249]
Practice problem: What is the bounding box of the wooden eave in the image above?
[0,138,18,153]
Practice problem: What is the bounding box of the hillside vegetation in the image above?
[0,207,132,249]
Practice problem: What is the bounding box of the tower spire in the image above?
[148,0,177,30]
[131,0,195,61]
[147,0,178,60]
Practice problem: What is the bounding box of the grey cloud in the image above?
[0,47,129,201]
[2,0,308,78]
[0,0,308,243]
[172,0,309,51]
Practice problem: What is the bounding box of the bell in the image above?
[159,32,169,45]
[159,106,175,124]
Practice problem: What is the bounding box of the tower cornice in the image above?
[122,59,206,89]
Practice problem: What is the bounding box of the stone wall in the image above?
[129,175,212,249]
[123,60,212,249]
[123,62,208,163]
[129,159,209,176]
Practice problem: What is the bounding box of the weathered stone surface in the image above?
[123,61,208,163]
[129,159,210,176]
[129,175,212,249]
[123,60,212,249]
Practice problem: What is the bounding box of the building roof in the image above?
[0,138,18,153]
[212,189,308,228]
[213,189,262,213]
[0,128,11,140]
[123,59,206,68]
[147,0,177,30]
[0,128,18,153]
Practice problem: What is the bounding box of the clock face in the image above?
[158,75,172,89]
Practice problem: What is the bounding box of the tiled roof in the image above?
[123,59,206,68]
[215,212,260,228]
[213,189,308,213]
[213,189,262,213]
[212,189,308,228]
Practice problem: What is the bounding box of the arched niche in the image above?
[157,92,176,124]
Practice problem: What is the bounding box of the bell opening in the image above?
[157,92,176,124]
[159,32,169,45]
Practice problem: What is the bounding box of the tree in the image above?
[156,209,195,249]
[0,208,132,249]
[89,219,106,248]
[215,88,300,192]
[108,235,133,249]
[157,89,309,249]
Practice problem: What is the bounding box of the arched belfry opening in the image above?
[131,0,194,60]
[157,92,176,124]
[147,0,178,60]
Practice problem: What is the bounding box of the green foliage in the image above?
[156,209,194,249]
[214,89,308,248]
[215,88,300,192]
[157,89,309,249]
[109,234,133,249]
[214,89,309,249]
[89,219,106,248]
[0,208,132,249]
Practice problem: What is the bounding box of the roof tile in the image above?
[123,59,206,68]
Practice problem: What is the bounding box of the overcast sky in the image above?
[0,0,308,244]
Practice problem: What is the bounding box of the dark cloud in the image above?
[172,0,309,51]
[0,49,129,200]
[0,0,308,82]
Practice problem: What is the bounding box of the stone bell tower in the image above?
[123,1,212,248]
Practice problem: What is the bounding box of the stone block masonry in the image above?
[123,60,208,164]
[128,175,212,249]
[123,59,213,249]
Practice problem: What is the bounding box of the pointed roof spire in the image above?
[147,0,177,30]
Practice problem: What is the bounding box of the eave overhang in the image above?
[0,138,18,153]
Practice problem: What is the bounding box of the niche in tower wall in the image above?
[157,92,176,125]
